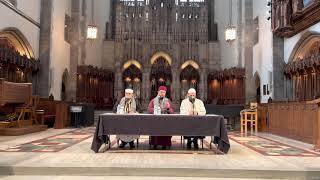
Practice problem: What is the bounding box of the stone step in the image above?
[0,125,48,136]
[0,166,318,179]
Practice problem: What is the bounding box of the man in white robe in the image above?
[113,88,140,149]
[180,88,206,149]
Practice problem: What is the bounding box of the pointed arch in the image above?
[122,59,142,71]
[0,27,35,59]
[180,60,200,70]
[253,71,261,88]
[150,51,172,65]
[289,32,320,62]
[61,69,69,101]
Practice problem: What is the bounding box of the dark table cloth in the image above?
[91,114,230,154]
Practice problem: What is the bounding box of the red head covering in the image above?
[158,86,167,91]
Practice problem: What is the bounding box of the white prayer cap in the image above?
[188,88,196,94]
[125,88,134,93]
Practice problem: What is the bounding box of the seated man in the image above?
[113,88,140,149]
[148,86,174,150]
[180,88,206,149]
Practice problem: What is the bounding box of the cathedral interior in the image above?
[1,0,320,179]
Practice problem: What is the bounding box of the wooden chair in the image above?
[240,102,258,134]
[15,96,40,127]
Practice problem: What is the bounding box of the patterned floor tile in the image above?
[103,136,222,155]
[0,127,95,153]
[229,132,320,157]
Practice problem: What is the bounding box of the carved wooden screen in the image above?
[0,39,38,83]
[180,65,200,100]
[122,64,142,100]
[150,58,172,99]
[208,68,245,105]
[284,39,320,101]
[77,66,114,109]
[272,0,320,37]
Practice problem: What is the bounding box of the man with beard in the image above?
[147,86,174,150]
[180,88,206,149]
[113,88,140,149]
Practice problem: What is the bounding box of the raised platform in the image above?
[0,166,320,179]
[1,128,320,179]
[0,125,47,136]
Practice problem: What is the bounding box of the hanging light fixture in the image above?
[225,0,237,42]
[87,0,98,39]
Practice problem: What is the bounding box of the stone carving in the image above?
[107,0,217,105]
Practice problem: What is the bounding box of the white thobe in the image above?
[180,98,206,115]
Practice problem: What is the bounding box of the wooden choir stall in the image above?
[207,67,245,105]
[77,65,114,110]
[0,79,47,135]
[266,37,320,149]
[206,68,246,130]
[0,39,39,83]
[267,101,320,150]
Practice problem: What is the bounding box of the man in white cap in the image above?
[180,88,206,149]
[113,88,140,148]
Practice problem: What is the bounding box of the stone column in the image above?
[170,65,180,110]
[273,35,286,101]
[38,0,53,97]
[203,68,208,101]
[141,67,151,109]
[171,66,178,102]
[175,70,181,104]
[237,0,243,67]
[114,61,123,102]
[67,0,81,102]
[244,0,256,103]
[199,70,206,101]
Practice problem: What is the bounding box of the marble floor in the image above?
[0,176,288,180]
[0,127,320,180]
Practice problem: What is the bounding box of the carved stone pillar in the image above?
[114,61,123,102]
[199,70,206,101]
[142,67,151,109]
[68,0,81,102]
[38,0,53,97]
[171,65,180,104]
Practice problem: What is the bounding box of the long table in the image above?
[91,114,230,154]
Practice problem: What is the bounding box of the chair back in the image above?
[250,102,258,109]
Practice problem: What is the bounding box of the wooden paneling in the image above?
[37,99,70,129]
[208,68,245,105]
[267,102,318,145]
[272,0,320,37]
[0,78,32,107]
[0,39,39,83]
[77,65,114,110]
[284,44,320,102]
[257,104,268,132]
